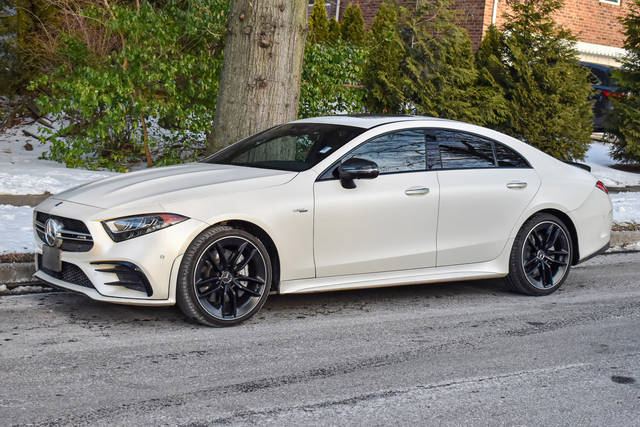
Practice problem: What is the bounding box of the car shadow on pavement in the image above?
[34,278,512,327]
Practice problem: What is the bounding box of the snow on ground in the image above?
[0,204,34,254]
[583,142,640,188]
[0,120,115,195]
[610,192,640,225]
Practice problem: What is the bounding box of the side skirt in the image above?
[279,261,509,295]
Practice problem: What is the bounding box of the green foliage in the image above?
[299,42,367,118]
[308,0,330,44]
[361,0,504,122]
[400,0,506,125]
[29,0,229,171]
[476,0,593,160]
[0,0,59,96]
[362,1,407,113]
[328,17,341,42]
[341,3,366,46]
[606,0,640,163]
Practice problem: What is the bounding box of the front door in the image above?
[313,129,440,277]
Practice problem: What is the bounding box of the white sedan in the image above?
[33,116,612,326]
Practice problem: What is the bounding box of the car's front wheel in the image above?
[177,225,272,326]
[505,213,573,296]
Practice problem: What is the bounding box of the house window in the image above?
[599,0,621,5]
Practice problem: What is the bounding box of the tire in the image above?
[505,213,573,296]
[177,225,272,326]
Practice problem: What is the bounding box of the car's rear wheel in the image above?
[505,213,573,296]
[177,225,272,326]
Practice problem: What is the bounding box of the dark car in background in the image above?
[581,62,619,130]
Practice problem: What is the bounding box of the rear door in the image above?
[429,129,541,266]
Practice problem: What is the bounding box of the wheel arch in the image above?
[527,208,580,265]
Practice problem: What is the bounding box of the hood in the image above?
[54,163,297,209]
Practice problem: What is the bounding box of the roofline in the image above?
[293,114,454,129]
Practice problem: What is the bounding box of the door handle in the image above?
[506,182,527,189]
[405,187,430,196]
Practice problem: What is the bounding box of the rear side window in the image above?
[437,131,496,169]
[425,129,529,170]
[494,143,529,168]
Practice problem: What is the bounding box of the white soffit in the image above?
[575,40,626,67]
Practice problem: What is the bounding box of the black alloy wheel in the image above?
[521,221,571,289]
[506,213,573,296]
[177,226,272,326]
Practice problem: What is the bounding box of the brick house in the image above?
[312,0,631,67]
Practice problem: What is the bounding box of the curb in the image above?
[2,231,639,289]
[0,262,37,288]
[610,230,640,247]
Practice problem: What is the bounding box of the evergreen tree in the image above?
[328,17,341,42]
[475,25,507,89]
[308,0,330,44]
[400,0,505,125]
[606,0,640,162]
[476,0,593,160]
[341,3,366,46]
[362,1,406,113]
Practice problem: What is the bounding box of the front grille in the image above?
[37,255,94,289]
[34,212,94,252]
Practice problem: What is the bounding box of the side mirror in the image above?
[334,157,380,189]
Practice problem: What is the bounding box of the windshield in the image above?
[202,123,367,172]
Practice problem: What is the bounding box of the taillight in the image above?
[596,181,608,194]
[602,90,624,99]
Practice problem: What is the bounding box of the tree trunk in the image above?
[208,0,308,154]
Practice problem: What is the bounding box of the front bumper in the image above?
[33,198,207,306]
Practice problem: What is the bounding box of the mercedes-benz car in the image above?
[33,116,612,326]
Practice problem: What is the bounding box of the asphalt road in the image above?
[1,252,639,426]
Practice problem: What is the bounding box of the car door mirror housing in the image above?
[334,157,380,189]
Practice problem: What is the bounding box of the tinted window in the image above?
[425,131,442,170]
[203,123,366,172]
[437,131,496,169]
[345,129,426,174]
[494,143,529,168]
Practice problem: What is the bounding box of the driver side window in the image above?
[344,129,426,174]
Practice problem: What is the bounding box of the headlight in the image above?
[102,213,188,242]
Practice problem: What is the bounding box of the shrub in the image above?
[606,0,640,163]
[308,0,330,44]
[0,0,59,96]
[362,1,407,114]
[29,0,228,171]
[299,42,367,118]
[476,0,593,160]
[341,3,366,46]
[400,0,506,125]
[328,17,341,43]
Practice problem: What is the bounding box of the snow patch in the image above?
[0,205,34,254]
[583,142,640,188]
[0,120,116,195]
[610,192,640,225]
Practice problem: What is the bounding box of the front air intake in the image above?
[91,261,153,296]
